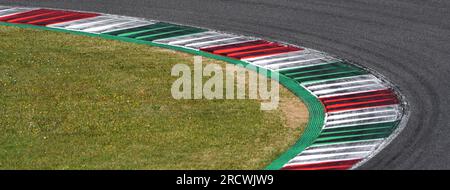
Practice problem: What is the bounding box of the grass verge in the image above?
[0,25,308,169]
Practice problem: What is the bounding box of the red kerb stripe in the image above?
[320,89,399,112]
[281,159,362,170]
[32,13,99,26]
[200,40,269,52]
[201,40,303,59]
[0,8,99,26]
[232,46,301,59]
[215,43,278,55]
[0,9,53,21]
[320,89,393,102]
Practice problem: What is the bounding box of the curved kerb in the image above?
[0,5,409,170]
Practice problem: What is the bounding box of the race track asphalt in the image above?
[1,0,449,169]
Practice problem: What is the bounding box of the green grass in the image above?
[0,25,308,169]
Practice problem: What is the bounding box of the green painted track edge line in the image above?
[0,22,325,170]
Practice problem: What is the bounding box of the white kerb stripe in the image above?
[82,20,142,33]
[99,21,153,33]
[153,31,218,44]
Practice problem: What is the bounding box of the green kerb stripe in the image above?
[120,25,178,38]
[280,62,349,75]
[295,70,367,83]
[133,27,186,39]
[105,22,207,41]
[321,122,397,134]
[287,65,358,78]
[313,133,390,145]
[319,127,394,138]
[104,23,172,35]
[277,61,341,73]
[139,28,206,41]
[277,61,368,83]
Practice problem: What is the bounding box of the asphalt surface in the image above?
[1,0,449,170]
